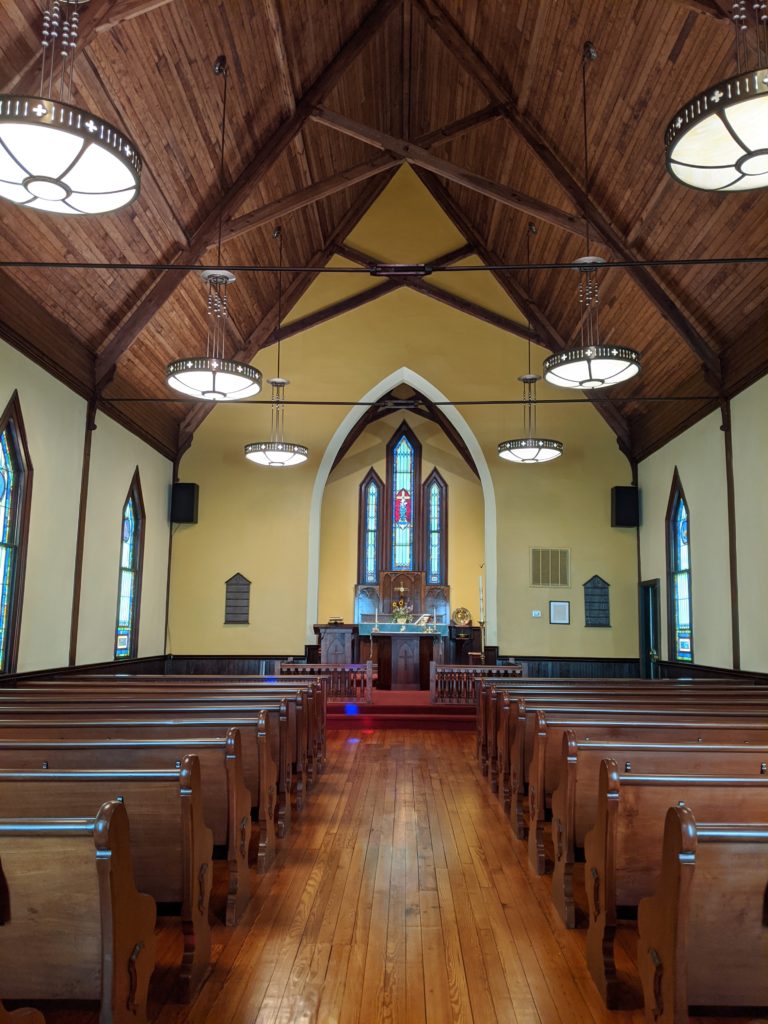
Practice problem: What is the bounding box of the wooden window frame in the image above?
[423,467,448,585]
[0,391,33,675]
[384,421,422,572]
[114,466,145,660]
[357,468,384,585]
[665,467,693,664]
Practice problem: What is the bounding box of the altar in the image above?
[358,621,448,690]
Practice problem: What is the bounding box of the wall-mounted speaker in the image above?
[611,485,639,528]
[171,482,199,524]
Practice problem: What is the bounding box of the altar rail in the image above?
[281,663,374,703]
[430,663,523,704]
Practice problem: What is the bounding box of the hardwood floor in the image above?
[25,731,762,1023]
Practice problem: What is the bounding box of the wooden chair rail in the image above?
[0,800,156,1024]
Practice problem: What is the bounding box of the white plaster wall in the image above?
[0,338,84,671]
[638,409,731,667]
[731,376,768,673]
[77,412,172,663]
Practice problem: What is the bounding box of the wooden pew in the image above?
[1,683,316,811]
[0,1003,43,1024]
[0,729,251,924]
[0,800,156,1024]
[583,759,768,1007]
[0,711,280,869]
[522,704,768,869]
[0,755,212,999]
[0,697,289,828]
[550,731,768,926]
[637,805,768,1024]
[14,674,328,778]
[481,676,767,780]
[492,682,768,794]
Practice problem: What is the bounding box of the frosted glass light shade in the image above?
[497,438,564,464]
[666,69,768,191]
[244,441,309,467]
[542,347,640,390]
[166,358,262,401]
[0,97,141,214]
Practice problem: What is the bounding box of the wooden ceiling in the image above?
[1,0,765,462]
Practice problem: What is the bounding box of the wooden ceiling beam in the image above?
[311,106,588,240]
[414,103,503,149]
[416,0,723,387]
[220,155,402,245]
[412,166,634,454]
[263,0,324,250]
[177,167,399,451]
[669,0,731,19]
[93,0,401,391]
[280,280,404,341]
[335,241,537,341]
[94,0,177,32]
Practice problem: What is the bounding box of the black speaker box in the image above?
[611,485,639,528]
[171,482,199,524]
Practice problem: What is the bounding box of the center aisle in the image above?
[152,729,648,1024]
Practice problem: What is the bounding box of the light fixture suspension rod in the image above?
[274,226,283,381]
[214,55,229,270]
[581,41,597,257]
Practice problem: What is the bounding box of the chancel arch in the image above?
[313,368,493,644]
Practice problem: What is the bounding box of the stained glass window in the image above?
[424,470,447,585]
[668,482,692,662]
[114,473,144,659]
[391,433,415,570]
[358,471,382,584]
[0,396,30,675]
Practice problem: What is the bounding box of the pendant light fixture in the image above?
[0,0,141,214]
[543,42,640,391]
[244,227,309,468]
[166,57,262,402]
[498,224,564,465]
[666,1,768,191]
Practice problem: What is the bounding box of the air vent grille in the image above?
[531,548,570,587]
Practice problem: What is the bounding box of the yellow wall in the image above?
[638,410,731,667]
[170,168,639,657]
[318,412,484,622]
[0,335,172,671]
[77,414,172,664]
[0,339,84,671]
[729,378,768,673]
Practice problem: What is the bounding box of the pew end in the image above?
[0,1003,44,1024]
[638,805,768,1024]
[0,800,156,1024]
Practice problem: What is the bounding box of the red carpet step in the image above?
[327,692,475,731]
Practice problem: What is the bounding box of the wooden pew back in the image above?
[0,800,156,1023]
[638,806,768,1021]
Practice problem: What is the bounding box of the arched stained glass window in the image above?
[388,425,421,571]
[666,471,692,663]
[358,469,383,584]
[424,469,447,585]
[115,469,145,659]
[0,392,32,674]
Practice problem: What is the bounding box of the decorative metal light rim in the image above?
[542,345,642,390]
[497,437,564,463]
[665,67,768,192]
[0,96,142,215]
[166,356,263,401]
[243,440,309,467]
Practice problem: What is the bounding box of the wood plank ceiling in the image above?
[0,0,765,461]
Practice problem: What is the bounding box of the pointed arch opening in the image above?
[0,391,33,674]
[666,468,692,663]
[114,467,145,659]
[358,468,384,585]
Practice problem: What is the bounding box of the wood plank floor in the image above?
[30,730,762,1024]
